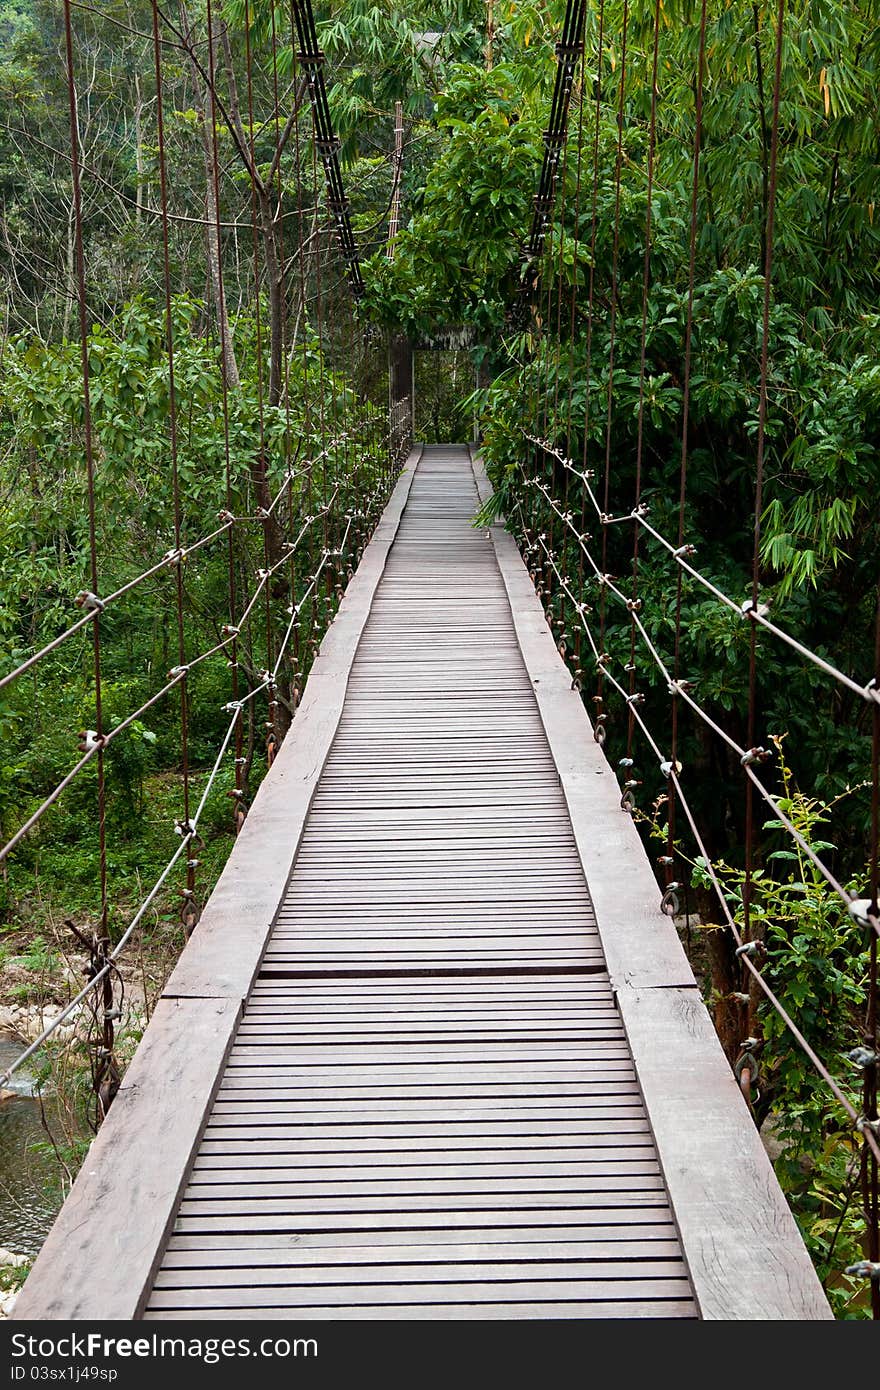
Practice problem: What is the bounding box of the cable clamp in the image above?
[846,1046,877,1070]
[626,598,642,613]
[174,818,195,837]
[221,625,240,638]
[255,506,271,520]
[734,1047,760,1088]
[660,758,682,778]
[740,746,771,766]
[731,991,751,1004]
[668,678,693,695]
[555,39,585,58]
[631,502,650,518]
[222,700,243,714]
[256,568,271,580]
[163,548,184,566]
[740,597,770,619]
[845,1260,880,1280]
[169,665,189,679]
[77,729,103,752]
[218,509,235,524]
[618,757,634,769]
[75,589,105,613]
[257,670,272,685]
[660,884,681,916]
[735,940,761,958]
[673,544,696,559]
[626,692,645,705]
[657,854,674,867]
[856,1114,880,1135]
[847,898,877,929]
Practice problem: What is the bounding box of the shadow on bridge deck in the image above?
[14,446,830,1321]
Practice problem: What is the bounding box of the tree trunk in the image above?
[257,184,285,409]
[179,3,240,391]
[134,73,145,226]
[389,332,413,461]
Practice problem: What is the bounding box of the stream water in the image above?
[0,1037,71,1258]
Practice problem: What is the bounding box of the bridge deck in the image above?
[15,446,831,1322]
[146,448,693,1319]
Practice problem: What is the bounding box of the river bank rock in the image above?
[0,1003,81,1045]
[0,1250,29,1269]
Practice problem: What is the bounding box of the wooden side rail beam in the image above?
[470,450,831,1321]
[13,451,421,1322]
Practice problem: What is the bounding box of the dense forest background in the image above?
[0,0,878,1314]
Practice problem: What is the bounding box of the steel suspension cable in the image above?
[627,0,661,771]
[593,0,628,750]
[204,0,245,834]
[63,0,114,1123]
[742,0,785,1047]
[151,0,197,940]
[666,0,708,922]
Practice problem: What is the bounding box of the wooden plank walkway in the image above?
[146,447,694,1319]
[14,445,831,1321]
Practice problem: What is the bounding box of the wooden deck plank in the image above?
[144,1300,698,1321]
[162,1222,681,1251]
[146,1278,695,1310]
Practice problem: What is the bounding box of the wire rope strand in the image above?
[151,0,196,938]
[742,0,785,1041]
[594,0,628,739]
[63,0,115,1124]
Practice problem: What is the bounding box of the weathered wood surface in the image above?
[13,451,419,1323]
[151,973,691,1318]
[161,451,420,1003]
[13,999,240,1320]
[17,445,829,1322]
[143,446,697,1320]
[472,449,832,1321]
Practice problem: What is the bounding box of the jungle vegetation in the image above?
[0,0,878,1313]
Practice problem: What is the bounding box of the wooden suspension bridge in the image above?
[14,446,831,1322]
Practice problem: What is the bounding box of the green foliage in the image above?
[362,61,545,338]
[686,739,872,1316]
[1,0,878,1315]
